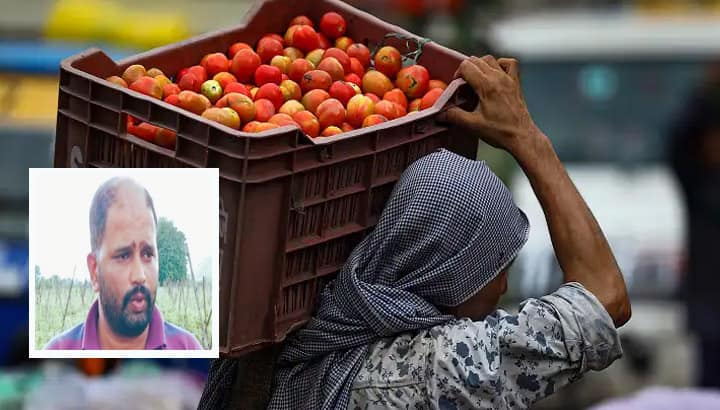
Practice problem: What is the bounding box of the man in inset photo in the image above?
[45,177,202,350]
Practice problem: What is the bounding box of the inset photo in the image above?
[29,168,219,358]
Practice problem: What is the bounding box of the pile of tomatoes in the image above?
[108,11,447,147]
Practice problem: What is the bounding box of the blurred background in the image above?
[1,0,719,408]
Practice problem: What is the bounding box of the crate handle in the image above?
[433,78,478,126]
[289,173,306,214]
[371,32,432,67]
[319,146,332,162]
[70,145,84,168]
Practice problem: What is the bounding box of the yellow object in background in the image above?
[114,13,191,50]
[44,0,191,50]
[0,75,59,126]
[10,77,59,123]
[0,78,12,105]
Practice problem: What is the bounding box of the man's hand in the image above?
[440,55,632,327]
[438,55,540,156]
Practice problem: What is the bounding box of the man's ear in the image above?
[87,252,99,292]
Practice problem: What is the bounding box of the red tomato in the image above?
[395,65,430,98]
[319,12,347,40]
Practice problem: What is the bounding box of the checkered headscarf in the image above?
[268,149,530,410]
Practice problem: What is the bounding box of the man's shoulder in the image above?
[355,325,444,390]
[162,320,204,350]
[44,322,85,350]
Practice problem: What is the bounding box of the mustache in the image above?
[122,285,153,309]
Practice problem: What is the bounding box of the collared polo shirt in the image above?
[45,299,203,350]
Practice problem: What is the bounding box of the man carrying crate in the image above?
[200,56,631,409]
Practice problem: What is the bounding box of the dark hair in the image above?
[89,177,158,253]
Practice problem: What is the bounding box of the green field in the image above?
[35,279,212,350]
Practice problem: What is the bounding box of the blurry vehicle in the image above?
[487,12,720,301]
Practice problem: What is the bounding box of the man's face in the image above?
[90,184,159,338]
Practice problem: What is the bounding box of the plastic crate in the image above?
[53,0,479,357]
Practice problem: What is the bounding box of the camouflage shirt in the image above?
[349,282,622,410]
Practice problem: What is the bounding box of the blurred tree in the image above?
[157,217,188,284]
[35,265,41,282]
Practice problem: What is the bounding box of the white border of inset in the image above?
[28,167,220,359]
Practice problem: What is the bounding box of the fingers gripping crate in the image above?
[53,0,479,357]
